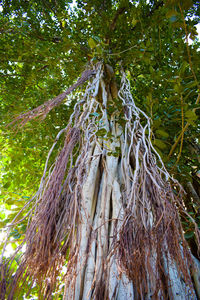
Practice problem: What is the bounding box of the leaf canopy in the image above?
[0,0,200,298]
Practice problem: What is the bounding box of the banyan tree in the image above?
[0,0,200,299]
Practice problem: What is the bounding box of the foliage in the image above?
[0,0,200,298]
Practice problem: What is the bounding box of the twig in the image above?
[176,93,184,164]
[167,4,200,160]
[108,45,137,56]
[179,3,200,91]
[168,93,200,159]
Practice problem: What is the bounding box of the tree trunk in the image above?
[62,65,200,299]
[3,63,200,300]
[64,120,135,299]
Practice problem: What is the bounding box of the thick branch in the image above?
[109,7,127,31]
[106,6,127,44]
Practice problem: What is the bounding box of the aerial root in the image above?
[8,69,96,128]
[1,63,200,299]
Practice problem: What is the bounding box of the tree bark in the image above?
[63,65,200,299]
[3,63,199,300]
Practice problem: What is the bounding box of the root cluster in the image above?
[1,63,200,299]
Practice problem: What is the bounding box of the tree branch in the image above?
[168,93,200,159]
[109,7,127,31]
[9,69,96,127]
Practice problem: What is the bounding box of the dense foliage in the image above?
[0,0,200,298]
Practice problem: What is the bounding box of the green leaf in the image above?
[88,38,96,49]
[185,110,197,121]
[61,20,66,28]
[96,128,107,137]
[184,81,197,90]
[6,197,15,205]
[184,231,194,239]
[179,61,189,76]
[153,139,167,150]
[156,130,169,139]
[132,17,137,26]
[166,10,177,19]
[174,84,183,93]
[3,182,10,188]
[153,119,162,129]
[181,221,188,226]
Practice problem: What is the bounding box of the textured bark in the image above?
[63,127,200,299]
[63,66,200,299]
[192,255,200,298]
[2,63,200,300]
[64,121,135,299]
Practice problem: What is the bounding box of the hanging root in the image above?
[6,127,81,299]
[113,71,200,298]
[1,63,200,299]
[8,69,96,128]
[1,64,103,299]
[25,127,80,271]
